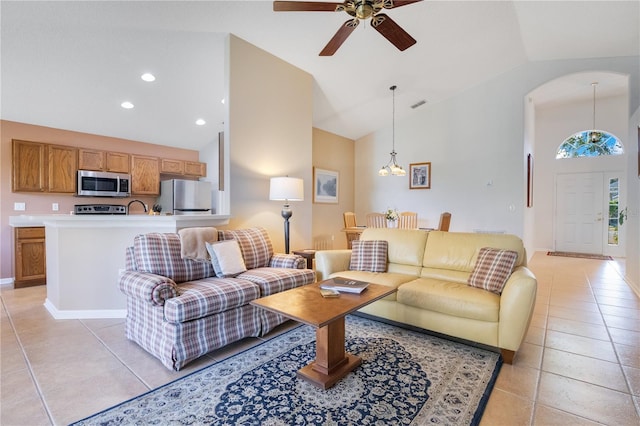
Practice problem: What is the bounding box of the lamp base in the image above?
[281,204,292,254]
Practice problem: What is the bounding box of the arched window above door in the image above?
[556,130,623,159]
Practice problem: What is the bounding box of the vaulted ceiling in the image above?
[1,1,638,150]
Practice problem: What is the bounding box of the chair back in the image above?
[438,212,452,232]
[398,212,418,229]
[343,211,357,228]
[366,213,387,228]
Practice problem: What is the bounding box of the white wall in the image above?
[354,56,639,261]
[625,106,640,295]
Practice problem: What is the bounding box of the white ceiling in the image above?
[1,1,638,151]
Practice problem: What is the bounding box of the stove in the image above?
[74,204,127,215]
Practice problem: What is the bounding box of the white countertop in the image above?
[9,214,231,228]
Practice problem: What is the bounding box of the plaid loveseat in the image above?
[119,227,315,370]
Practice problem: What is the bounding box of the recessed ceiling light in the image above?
[141,73,156,82]
[195,119,206,126]
[221,98,225,104]
[121,101,134,109]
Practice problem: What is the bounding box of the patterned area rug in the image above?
[547,251,613,260]
[72,316,502,425]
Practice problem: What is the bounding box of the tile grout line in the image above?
[77,319,155,391]
[0,295,55,426]
[589,264,640,417]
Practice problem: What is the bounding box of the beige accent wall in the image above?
[0,120,201,281]
[226,35,313,253]
[312,128,355,250]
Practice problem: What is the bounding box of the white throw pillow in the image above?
[205,240,247,278]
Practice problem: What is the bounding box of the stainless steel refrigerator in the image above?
[157,179,212,215]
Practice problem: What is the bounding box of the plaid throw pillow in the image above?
[219,227,273,270]
[467,247,518,294]
[349,240,388,272]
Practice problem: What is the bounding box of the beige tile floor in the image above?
[2,251,639,425]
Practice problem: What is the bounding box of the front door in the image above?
[555,173,604,254]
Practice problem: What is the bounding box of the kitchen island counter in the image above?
[9,214,230,228]
[9,214,230,319]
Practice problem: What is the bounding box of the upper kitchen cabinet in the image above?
[184,161,206,177]
[47,144,77,193]
[79,149,130,173]
[160,158,185,175]
[160,158,206,177]
[78,148,105,170]
[131,154,160,195]
[13,140,77,193]
[106,151,130,173]
[12,139,47,192]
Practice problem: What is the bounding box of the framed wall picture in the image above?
[313,167,339,203]
[409,162,431,189]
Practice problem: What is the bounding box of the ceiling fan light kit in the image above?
[379,85,406,177]
[273,0,422,56]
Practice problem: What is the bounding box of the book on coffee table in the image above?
[320,277,369,294]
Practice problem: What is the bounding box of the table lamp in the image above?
[269,177,304,254]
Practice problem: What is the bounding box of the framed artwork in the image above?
[313,167,339,203]
[527,153,534,207]
[409,162,431,189]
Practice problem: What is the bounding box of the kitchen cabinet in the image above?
[13,140,76,193]
[12,139,47,192]
[160,158,206,177]
[78,148,105,171]
[184,161,206,177]
[47,144,77,193]
[79,149,130,173]
[160,158,185,175]
[14,227,46,288]
[106,152,130,173]
[131,155,160,195]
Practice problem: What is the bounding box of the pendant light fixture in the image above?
[379,85,406,176]
[589,82,602,144]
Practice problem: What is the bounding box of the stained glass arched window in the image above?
[556,130,623,159]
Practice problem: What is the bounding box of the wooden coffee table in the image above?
[251,281,395,389]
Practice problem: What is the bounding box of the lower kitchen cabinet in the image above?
[14,227,46,288]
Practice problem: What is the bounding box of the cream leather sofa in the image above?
[315,229,537,363]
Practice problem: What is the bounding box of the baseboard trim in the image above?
[44,299,126,319]
[0,277,15,287]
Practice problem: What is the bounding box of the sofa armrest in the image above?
[119,271,179,306]
[498,266,537,351]
[315,250,352,281]
[269,253,306,269]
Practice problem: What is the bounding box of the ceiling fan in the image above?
[273,0,422,56]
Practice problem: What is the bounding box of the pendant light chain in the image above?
[392,84,396,153]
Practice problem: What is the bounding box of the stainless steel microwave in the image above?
[76,170,131,197]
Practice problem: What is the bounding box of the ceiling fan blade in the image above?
[319,19,359,56]
[273,1,343,12]
[382,0,423,9]
[371,13,416,51]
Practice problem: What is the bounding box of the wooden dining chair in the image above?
[343,212,360,248]
[343,211,357,228]
[397,212,418,229]
[438,212,452,232]
[366,212,387,228]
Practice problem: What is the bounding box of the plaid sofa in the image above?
[119,227,316,371]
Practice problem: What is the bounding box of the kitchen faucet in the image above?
[127,199,148,213]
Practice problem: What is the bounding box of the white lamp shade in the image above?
[269,177,304,201]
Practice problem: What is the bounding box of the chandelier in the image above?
[588,82,602,144]
[379,85,406,176]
